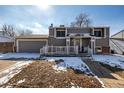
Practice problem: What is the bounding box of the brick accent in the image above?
[102,47,110,54]
[0,42,14,53]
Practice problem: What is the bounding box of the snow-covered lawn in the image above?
[0,61,32,86]
[0,53,40,60]
[93,54,124,69]
[46,57,94,75]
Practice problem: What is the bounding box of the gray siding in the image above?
[49,26,110,47]
[18,41,46,53]
[49,28,54,37]
[95,38,109,47]
[67,28,91,34]
[70,38,90,46]
[82,38,91,47]
[48,37,66,46]
[95,27,110,47]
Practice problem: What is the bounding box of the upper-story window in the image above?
[55,28,66,37]
[94,28,104,37]
[94,31,102,37]
[56,31,65,37]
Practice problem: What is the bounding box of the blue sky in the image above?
[0,5,124,36]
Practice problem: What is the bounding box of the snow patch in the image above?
[94,76,105,88]
[71,82,81,88]
[48,59,55,62]
[0,61,32,86]
[46,57,93,75]
[0,53,40,60]
[17,79,25,84]
[93,54,124,69]
[52,65,67,72]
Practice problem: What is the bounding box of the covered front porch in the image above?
[40,37,95,56]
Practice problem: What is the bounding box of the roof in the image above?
[16,35,49,39]
[49,25,110,29]
[0,36,14,42]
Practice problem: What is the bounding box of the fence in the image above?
[40,46,78,55]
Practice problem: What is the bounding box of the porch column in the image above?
[67,46,69,55]
[45,45,48,55]
[91,37,95,55]
[80,38,82,52]
[76,46,79,55]
[66,37,70,55]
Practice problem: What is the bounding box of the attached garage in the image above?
[16,35,48,53]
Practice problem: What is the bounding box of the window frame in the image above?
[56,30,66,37]
[54,28,67,39]
[94,29,102,37]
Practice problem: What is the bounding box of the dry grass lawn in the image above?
[1,60,102,88]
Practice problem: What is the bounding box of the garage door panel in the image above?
[18,41,46,53]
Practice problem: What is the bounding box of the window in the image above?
[94,31,102,37]
[56,31,65,37]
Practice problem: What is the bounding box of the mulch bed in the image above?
[1,60,102,88]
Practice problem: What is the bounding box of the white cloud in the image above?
[36,5,50,11]
[34,22,42,28]
[17,22,48,35]
[18,24,25,29]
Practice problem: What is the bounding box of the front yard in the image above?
[0,53,103,88]
[0,60,102,88]
[1,53,124,88]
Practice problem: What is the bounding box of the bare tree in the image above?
[70,13,91,28]
[2,24,16,37]
[18,29,32,36]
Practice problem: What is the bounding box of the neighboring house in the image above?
[111,30,124,40]
[16,24,110,55]
[0,31,14,53]
[110,30,124,55]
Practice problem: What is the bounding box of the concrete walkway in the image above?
[0,60,16,72]
[82,58,124,88]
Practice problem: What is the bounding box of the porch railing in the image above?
[40,46,79,55]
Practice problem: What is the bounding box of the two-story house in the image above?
[15,24,110,55]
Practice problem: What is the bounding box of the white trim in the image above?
[74,38,76,47]
[40,46,78,55]
[54,28,56,38]
[94,38,96,54]
[16,39,48,41]
[16,39,19,52]
[91,37,96,54]
[66,37,70,46]
[93,28,106,39]
[54,27,67,39]
[65,27,67,36]
[16,39,48,52]
[104,28,106,38]
[55,37,66,39]
[92,27,94,35]
[80,38,82,51]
